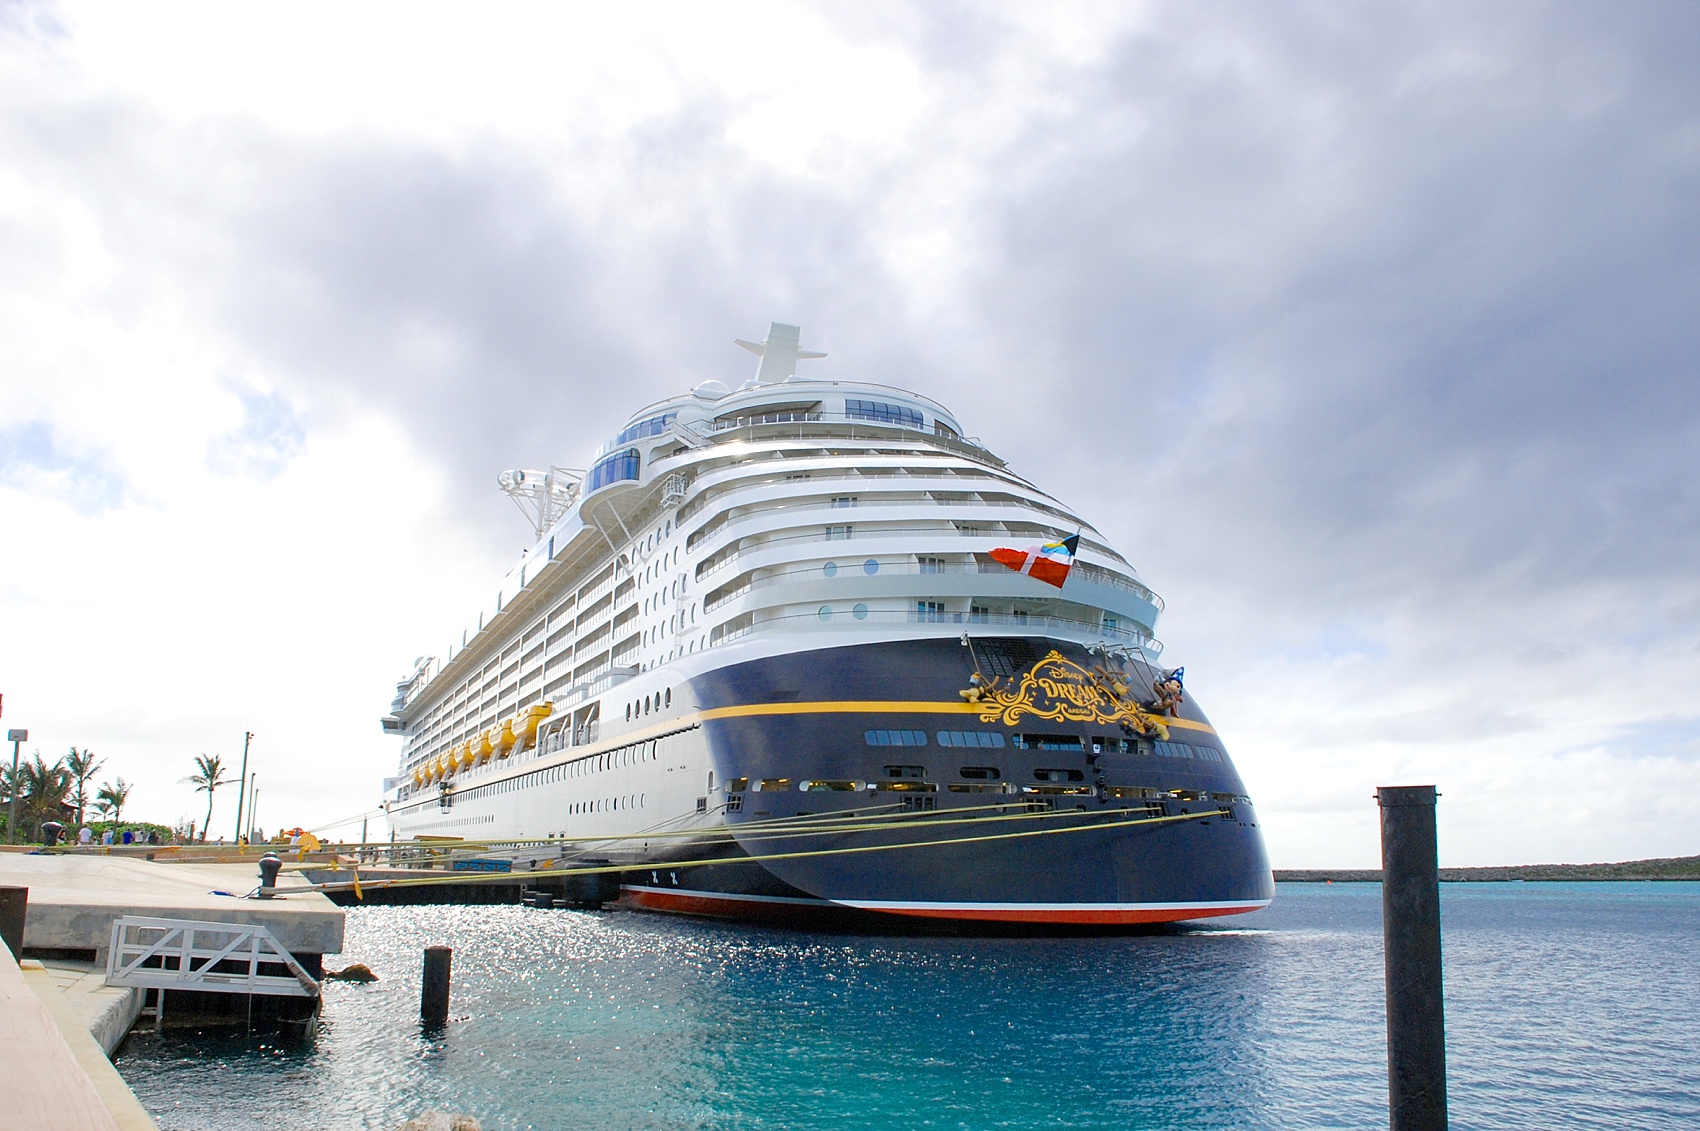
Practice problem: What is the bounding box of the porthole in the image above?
[818,606,833,621]
[853,603,869,620]
[626,703,632,721]
[864,559,880,575]
[823,561,838,578]
[665,688,672,707]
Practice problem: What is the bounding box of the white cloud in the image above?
[2,0,1696,864]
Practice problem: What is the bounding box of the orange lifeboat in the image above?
[515,703,554,751]
[493,718,518,758]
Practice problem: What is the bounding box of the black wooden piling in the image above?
[0,886,26,960]
[1378,785,1448,1131]
[421,946,452,1025]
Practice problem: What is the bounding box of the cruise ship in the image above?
[380,323,1273,926]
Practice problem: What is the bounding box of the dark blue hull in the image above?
[623,636,1273,927]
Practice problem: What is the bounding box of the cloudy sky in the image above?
[2,0,1695,867]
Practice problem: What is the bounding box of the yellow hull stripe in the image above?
[698,700,1218,735]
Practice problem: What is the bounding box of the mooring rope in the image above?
[303,805,1228,895]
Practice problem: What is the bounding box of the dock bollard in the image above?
[258,852,282,898]
[1378,785,1448,1131]
[0,886,26,960]
[421,946,452,1025]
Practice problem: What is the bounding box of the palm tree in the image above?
[20,753,73,840]
[183,754,231,842]
[96,778,133,827]
[65,747,105,830]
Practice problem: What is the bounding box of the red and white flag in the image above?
[989,533,1079,589]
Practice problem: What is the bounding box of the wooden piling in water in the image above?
[1377,785,1448,1131]
[0,886,26,960]
[421,946,452,1025]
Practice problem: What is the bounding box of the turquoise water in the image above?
[115,883,1700,1130]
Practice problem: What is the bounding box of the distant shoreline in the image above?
[1275,854,1700,883]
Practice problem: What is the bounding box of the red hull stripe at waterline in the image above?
[623,885,1270,925]
[621,885,836,921]
[836,899,1271,925]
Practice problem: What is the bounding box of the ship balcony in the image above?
[686,494,1106,563]
[709,605,1161,654]
[685,410,1000,464]
[701,558,1160,635]
[693,521,1129,593]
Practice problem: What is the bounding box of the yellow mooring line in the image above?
[305,805,1229,895]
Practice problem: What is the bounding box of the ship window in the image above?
[845,399,924,428]
[917,556,945,574]
[1155,741,1195,759]
[1015,733,1084,751]
[937,730,1006,749]
[1034,768,1086,782]
[665,688,671,707]
[801,780,862,791]
[916,601,946,622]
[883,764,927,779]
[726,777,749,793]
[756,778,793,792]
[614,413,676,446]
[853,603,869,620]
[863,559,880,575]
[831,496,858,508]
[818,606,833,621]
[1194,746,1224,762]
[823,561,838,577]
[826,525,852,540]
[586,449,640,492]
[958,766,1001,780]
[625,703,632,721]
[866,730,927,747]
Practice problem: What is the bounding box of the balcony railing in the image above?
[703,559,1160,614]
[706,607,1162,654]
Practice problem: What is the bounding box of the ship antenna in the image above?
[498,466,583,541]
[734,321,826,383]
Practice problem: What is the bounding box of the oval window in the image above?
[823,561,838,578]
[665,688,672,707]
[818,606,833,622]
[864,559,880,575]
[853,603,869,620]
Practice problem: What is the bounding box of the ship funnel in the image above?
[734,322,826,384]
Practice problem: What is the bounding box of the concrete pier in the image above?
[0,852,343,963]
[1,943,157,1130]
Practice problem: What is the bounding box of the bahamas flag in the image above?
[990,533,1079,589]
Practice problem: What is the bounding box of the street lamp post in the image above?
[6,729,25,845]
[232,732,253,844]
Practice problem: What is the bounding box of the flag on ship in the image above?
[990,533,1079,589]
